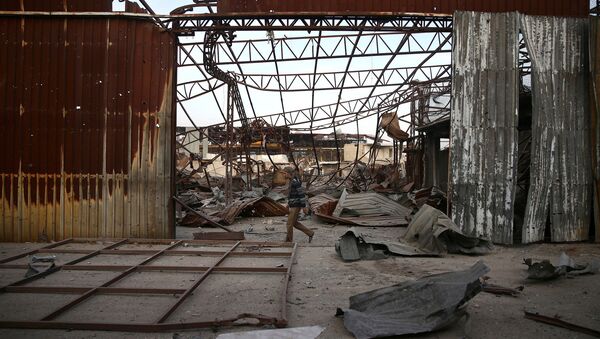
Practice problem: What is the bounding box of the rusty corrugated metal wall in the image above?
[218,0,589,18]
[450,12,519,244]
[0,13,176,242]
[592,17,600,243]
[521,15,591,243]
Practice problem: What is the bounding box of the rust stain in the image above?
[0,5,175,242]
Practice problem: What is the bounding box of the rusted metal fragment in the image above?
[521,15,591,243]
[524,311,600,337]
[450,12,519,244]
[184,196,288,226]
[379,112,408,141]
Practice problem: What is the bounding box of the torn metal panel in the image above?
[450,12,519,244]
[338,261,489,339]
[590,17,600,243]
[0,14,176,242]
[309,192,411,227]
[521,15,591,243]
[335,205,493,260]
[379,112,409,141]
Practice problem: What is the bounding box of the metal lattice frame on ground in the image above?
[0,238,297,332]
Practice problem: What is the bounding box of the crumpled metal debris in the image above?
[25,255,56,277]
[523,252,600,280]
[337,261,490,339]
[335,205,493,261]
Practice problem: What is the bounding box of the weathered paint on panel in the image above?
[592,17,600,243]
[0,15,175,242]
[521,15,591,243]
[218,0,589,18]
[450,12,519,244]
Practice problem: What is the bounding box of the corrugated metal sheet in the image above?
[0,0,112,12]
[0,15,176,242]
[218,0,588,18]
[591,17,600,243]
[450,12,519,244]
[521,15,591,243]
[309,192,412,227]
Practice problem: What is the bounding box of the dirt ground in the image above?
[1,215,599,339]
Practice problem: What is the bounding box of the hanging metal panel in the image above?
[450,11,519,244]
[591,17,600,243]
[0,15,176,242]
[521,15,591,243]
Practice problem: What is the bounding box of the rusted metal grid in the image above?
[0,238,297,331]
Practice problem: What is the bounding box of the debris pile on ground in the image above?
[523,252,600,280]
[337,261,490,339]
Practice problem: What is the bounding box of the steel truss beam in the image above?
[177,31,451,66]
[202,79,450,131]
[177,64,451,101]
[165,14,452,33]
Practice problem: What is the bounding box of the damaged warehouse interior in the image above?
[1,0,600,337]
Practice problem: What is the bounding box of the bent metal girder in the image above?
[177,64,451,101]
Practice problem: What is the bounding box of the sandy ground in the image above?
[0,215,599,339]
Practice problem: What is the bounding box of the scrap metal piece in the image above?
[523,252,600,280]
[338,261,490,339]
[524,311,600,338]
[379,112,409,141]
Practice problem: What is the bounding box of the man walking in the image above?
[286,171,314,243]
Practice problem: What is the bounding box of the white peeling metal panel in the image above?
[450,11,519,244]
[521,15,591,243]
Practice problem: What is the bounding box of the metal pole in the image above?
[225,84,234,205]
